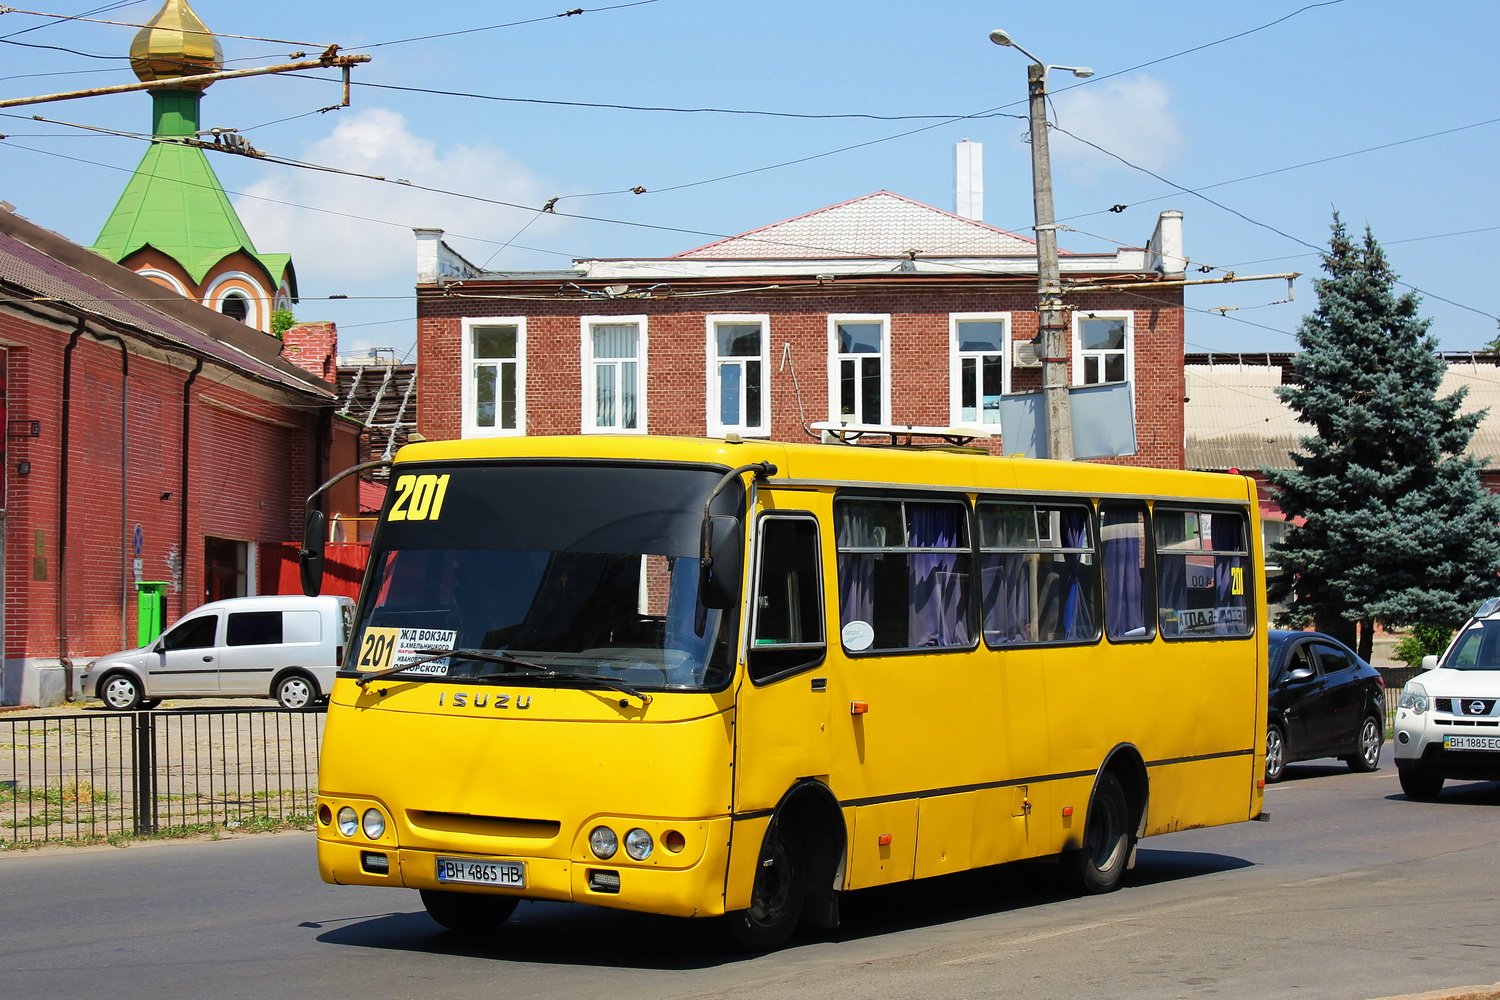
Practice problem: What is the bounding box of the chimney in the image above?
[954,139,983,221]
[281,321,339,383]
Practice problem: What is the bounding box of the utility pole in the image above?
[991,30,1092,461]
[1025,60,1072,461]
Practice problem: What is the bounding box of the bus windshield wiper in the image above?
[489,650,654,707]
[356,646,459,687]
[358,647,652,706]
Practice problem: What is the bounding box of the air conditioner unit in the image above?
[1012,340,1042,368]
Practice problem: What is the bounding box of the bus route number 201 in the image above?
[357,627,401,672]
[388,474,451,522]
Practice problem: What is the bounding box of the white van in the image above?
[1394,597,1500,799]
[80,595,355,710]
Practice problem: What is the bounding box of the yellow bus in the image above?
[305,433,1267,950]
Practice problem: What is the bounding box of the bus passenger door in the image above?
[734,514,831,812]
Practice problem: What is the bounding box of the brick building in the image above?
[0,205,358,706]
[414,190,1188,466]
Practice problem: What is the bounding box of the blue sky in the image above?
[3,0,1498,362]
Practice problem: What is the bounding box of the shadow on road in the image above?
[312,847,1254,968]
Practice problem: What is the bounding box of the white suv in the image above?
[1394,598,1500,800]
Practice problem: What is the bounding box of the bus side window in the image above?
[749,516,825,683]
[1101,502,1154,642]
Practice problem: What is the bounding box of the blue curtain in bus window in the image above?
[1158,554,1185,637]
[1061,509,1096,640]
[907,503,969,647]
[981,554,1030,644]
[835,505,877,631]
[1211,513,1248,635]
[1102,507,1146,639]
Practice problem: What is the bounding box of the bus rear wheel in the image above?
[1062,772,1133,895]
[419,889,518,935]
[724,823,805,952]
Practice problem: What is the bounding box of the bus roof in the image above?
[393,435,1256,504]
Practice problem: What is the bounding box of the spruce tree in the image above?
[1266,214,1500,659]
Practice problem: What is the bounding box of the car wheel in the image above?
[100,672,144,711]
[1398,766,1444,801]
[274,673,317,710]
[418,889,518,935]
[1062,772,1134,895]
[724,821,806,952]
[1265,724,1287,783]
[1345,715,1383,773]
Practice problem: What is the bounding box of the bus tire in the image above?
[724,821,805,952]
[419,889,518,935]
[1062,772,1133,895]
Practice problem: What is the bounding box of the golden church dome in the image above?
[129,0,223,90]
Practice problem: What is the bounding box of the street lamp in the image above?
[989,29,1092,461]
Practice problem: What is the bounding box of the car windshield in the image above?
[1443,619,1500,671]
[349,461,742,692]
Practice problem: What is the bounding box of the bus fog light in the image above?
[318,804,332,826]
[361,808,386,840]
[590,825,618,859]
[663,830,686,853]
[624,828,654,861]
[337,806,359,837]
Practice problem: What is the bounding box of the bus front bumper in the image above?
[317,822,735,919]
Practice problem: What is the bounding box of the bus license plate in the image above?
[435,856,526,887]
[1444,735,1500,751]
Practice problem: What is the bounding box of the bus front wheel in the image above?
[419,889,518,935]
[724,823,805,952]
[1062,772,1134,895]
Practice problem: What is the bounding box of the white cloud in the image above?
[234,107,564,288]
[1046,75,1183,186]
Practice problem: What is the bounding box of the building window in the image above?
[708,315,769,436]
[462,318,524,437]
[219,292,249,322]
[1074,313,1132,386]
[829,315,888,425]
[950,314,1009,426]
[582,316,646,433]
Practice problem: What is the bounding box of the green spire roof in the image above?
[93,135,288,291]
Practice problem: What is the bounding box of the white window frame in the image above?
[827,314,891,426]
[706,314,771,438]
[581,314,648,434]
[948,312,1011,427]
[1072,311,1133,387]
[461,317,526,438]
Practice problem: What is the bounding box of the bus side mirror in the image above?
[699,515,743,610]
[300,509,327,597]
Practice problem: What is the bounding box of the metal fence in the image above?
[1,708,324,846]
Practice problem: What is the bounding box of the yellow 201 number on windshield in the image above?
[388,474,451,522]
[1230,566,1245,596]
[357,627,400,672]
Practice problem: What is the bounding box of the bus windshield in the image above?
[352,462,742,691]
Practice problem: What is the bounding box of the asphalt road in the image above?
[4,751,1499,1000]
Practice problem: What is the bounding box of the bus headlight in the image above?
[361,808,386,840]
[337,806,359,837]
[1399,681,1429,716]
[624,828,654,861]
[589,825,618,860]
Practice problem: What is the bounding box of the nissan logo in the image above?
[1468,700,1487,716]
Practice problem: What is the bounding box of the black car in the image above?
[1265,629,1386,782]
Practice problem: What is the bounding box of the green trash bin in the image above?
[136,581,169,647]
